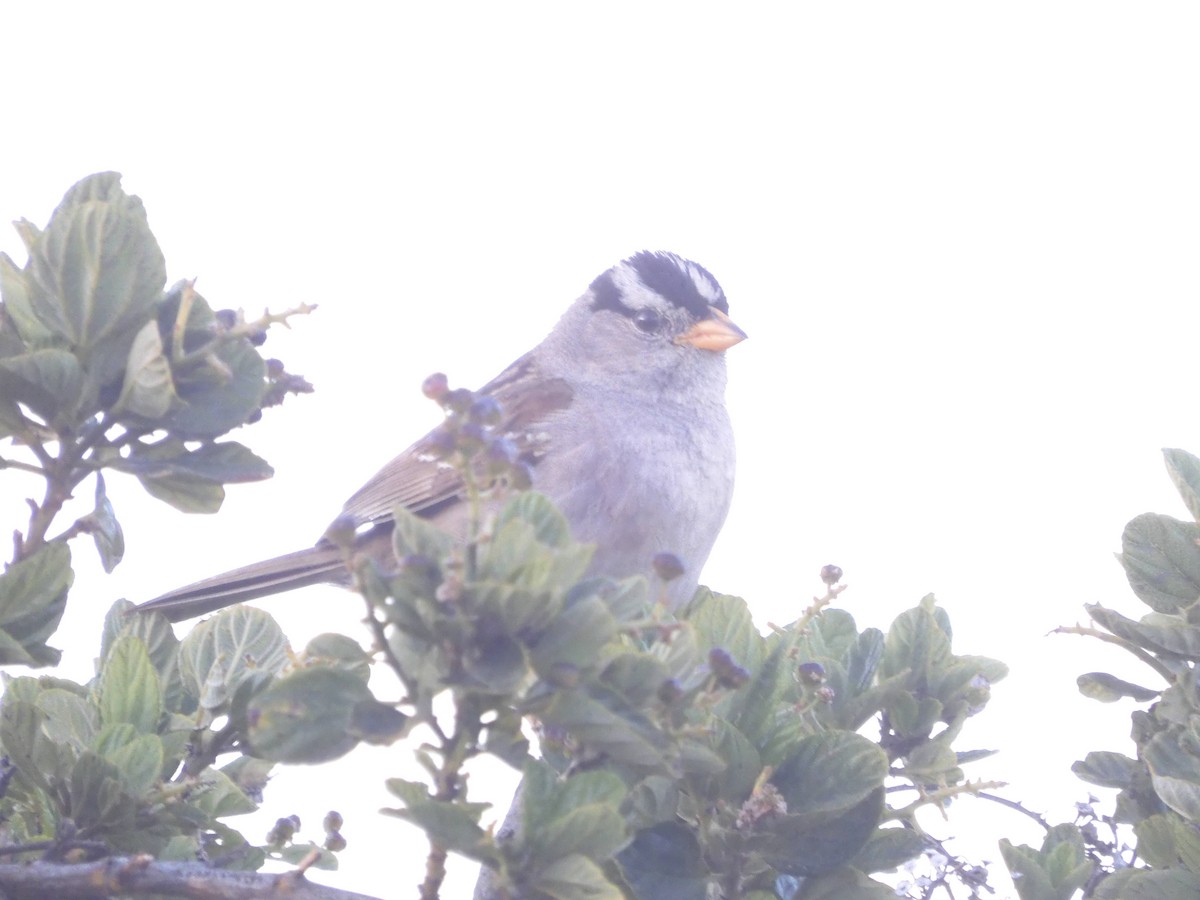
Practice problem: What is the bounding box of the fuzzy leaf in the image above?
[0,348,87,426]
[26,173,165,357]
[97,634,162,734]
[0,541,72,665]
[0,250,52,343]
[1164,448,1200,524]
[685,589,764,674]
[113,318,175,418]
[771,731,888,814]
[1120,513,1200,614]
[1145,731,1200,820]
[1077,672,1159,703]
[756,787,885,877]
[247,666,375,764]
[849,827,927,874]
[87,474,125,573]
[617,822,707,900]
[177,606,288,705]
[530,595,616,677]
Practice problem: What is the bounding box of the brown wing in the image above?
[334,351,573,531]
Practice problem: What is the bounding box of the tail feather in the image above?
[136,545,348,622]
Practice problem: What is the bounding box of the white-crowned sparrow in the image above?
[136,251,745,621]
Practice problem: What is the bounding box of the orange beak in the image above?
[675,306,748,352]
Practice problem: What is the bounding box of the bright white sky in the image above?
[2,4,1199,897]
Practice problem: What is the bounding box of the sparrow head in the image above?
[545,251,746,393]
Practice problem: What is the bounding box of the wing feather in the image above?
[333,352,572,532]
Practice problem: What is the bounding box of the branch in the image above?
[0,856,382,900]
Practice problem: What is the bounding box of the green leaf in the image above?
[482,499,593,591]
[496,491,573,548]
[521,760,626,837]
[38,688,98,751]
[1075,748,1137,792]
[0,698,59,790]
[530,854,624,900]
[755,786,886,877]
[102,600,186,714]
[999,826,1091,900]
[616,822,707,900]
[121,439,274,484]
[138,472,226,513]
[849,826,927,874]
[390,503,456,561]
[530,595,617,677]
[800,868,906,900]
[517,761,630,869]
[97,634,163,733]
[1077,671,1160,703]
[0,541,72,664]
[0,250,53,344]
[1119,513,1200,614]
[301,633,371,680]
[844,627,886,696]
[879,603,952,683]
[0,348,87,426]
[0,391,31,441]
[700,718,760,804]
[217,756,273,812]
[382,779,492,860]
[1092,868,1200,899]
[87,474,125,573]
[112,318,176,418]
[684,588,764,674]
[349,697,409,745]
[102,732,163,797]
[64,750,137,831]
[899,738,959,782]
[247,666,374,763]
[771,732,888,814]
[1136,813,1200,870]
[1165,448,1200,524]
[463,632,528,694]
[591,576,650,623]
[536,687,668,768]
[727,642,788,752]
[26,173,165,361]
[177,606,288,707]
[886,691,943,740]
[483,707,531,769]
[598,653,670,708]
[1145,731,1200,820]
[117,439,273,513]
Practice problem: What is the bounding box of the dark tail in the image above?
[135,545,348,622]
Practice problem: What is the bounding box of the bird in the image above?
[135,251,745,622]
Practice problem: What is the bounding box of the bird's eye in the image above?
[632,309,663,333]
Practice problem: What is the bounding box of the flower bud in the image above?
[422,372,449,401]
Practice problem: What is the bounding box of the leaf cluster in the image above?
[0,599,354,870]
[1010,448,1200,899]
[0,172,311,663]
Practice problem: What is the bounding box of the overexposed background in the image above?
[2,4,1198,897]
